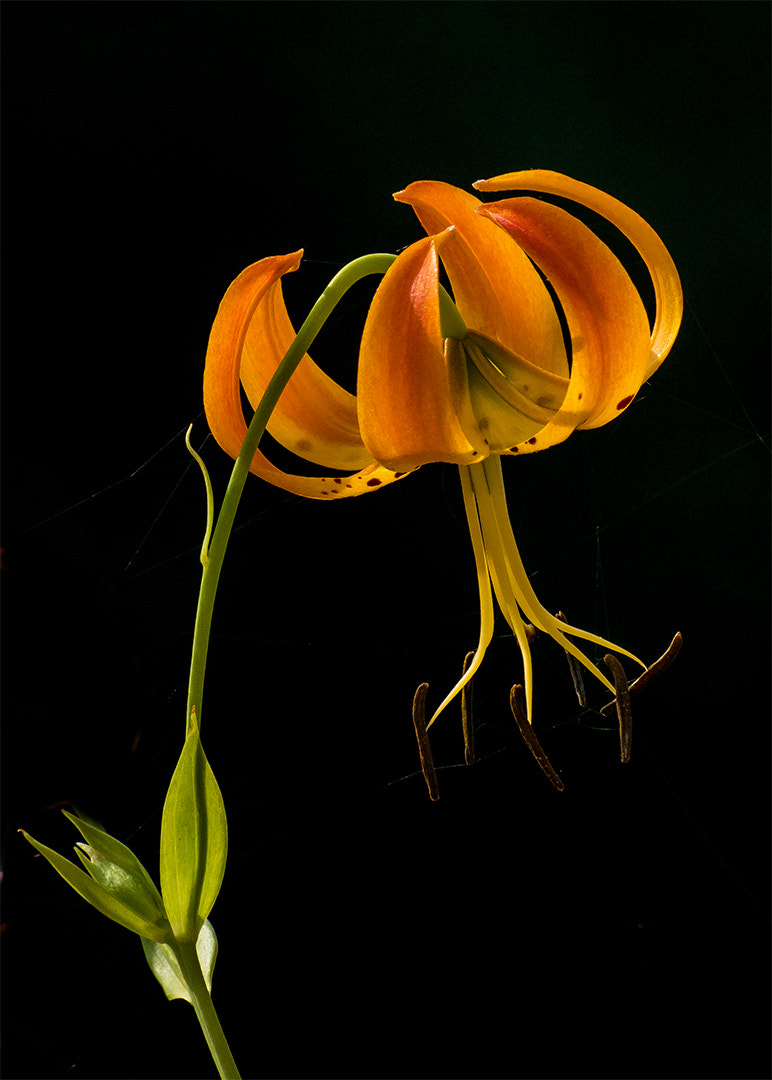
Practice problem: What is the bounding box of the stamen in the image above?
[475,457,641,699]
[412,683,440,801]
[461,651,476,766]
[509,685,565,792]
[600,631,682,718]
[426,466,495,731]
[556,611,587,706]
[603,655,633,763]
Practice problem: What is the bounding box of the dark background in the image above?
[2,3,769,1079]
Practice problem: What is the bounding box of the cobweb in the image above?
[7,272,769,1080]
[15,286,768,820]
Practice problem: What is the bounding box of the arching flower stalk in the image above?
[204,171,683,797]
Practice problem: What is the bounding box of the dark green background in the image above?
[2,3,769,1079]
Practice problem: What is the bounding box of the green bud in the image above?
[20,815,171,943]
[160,708,228,943]
[64,811,168,929]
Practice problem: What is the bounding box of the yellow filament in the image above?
[426,465,496,729]
[429,456,646,734]
[474,456,646,712]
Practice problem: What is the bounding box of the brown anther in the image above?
[524,622,538,645]
[600,631,683,718]
[603,654,633,764]
[412,683,439,801]
[509,684,565,791]
[556,611,587,706]
[461,651,476,766]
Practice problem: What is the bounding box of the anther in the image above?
[412,683,439,801]
[556,611,587,706]
[600,631,683,718]
[603,655,633,764]
[461,651,476,766]
[509,685,565,792]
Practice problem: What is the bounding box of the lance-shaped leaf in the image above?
[160,709,228,943]
[141,919,218,1003]
[20,820,170,943]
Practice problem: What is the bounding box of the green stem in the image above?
[185,251,398,734]
[176,940,241,1080]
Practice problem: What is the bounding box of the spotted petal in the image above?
[476,198,652,453]
[238,265,372,472]
[204,252,409,499]
[473,170,683,378]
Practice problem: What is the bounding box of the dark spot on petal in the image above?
[510,447,519,453]
[393,472,406,478]
[366,478,382,487]
[333,478,343,484]
[296,439,313,453]
[616,395,634,411]
[577,392,583,400]
[346,484,353,488]
[527,437,538,445]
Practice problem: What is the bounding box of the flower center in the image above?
[445,331,569,452]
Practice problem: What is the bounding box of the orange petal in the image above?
[240,270,373,472]
[477,198,652,453]
[474,171,683,377]
[394,181,568,379]
[357,236,487,471]
[204,252,303,467]
[204,252,408,499]
[239,455,414,501]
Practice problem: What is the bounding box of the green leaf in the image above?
[20,829,170,943]
[141,919,218,1003]
[160,709,228,943]
[63,811,167,928]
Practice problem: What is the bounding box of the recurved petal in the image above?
[204,253,372,473]
[239,452,414,500]
[240,271,373,472]
[477,197,651,453]
[204,252,303,469]
[474,171,683,377]
[357,235,487,471]
[204,252,408,499]
[394,181,568,379]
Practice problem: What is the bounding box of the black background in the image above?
[2,3,770,1079]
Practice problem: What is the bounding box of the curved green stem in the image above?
[176,940,241,1080]
[185,252,398,735]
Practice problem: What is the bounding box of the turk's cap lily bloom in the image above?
[203,171,683,788]
[204,170,681,495]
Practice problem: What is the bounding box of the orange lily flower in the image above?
[204,171,682,788]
